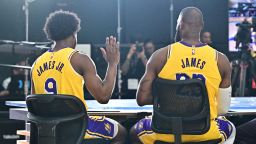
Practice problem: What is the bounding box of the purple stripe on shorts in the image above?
[87,116,115,139]
[136,117,152,135]
[216,118,233,140]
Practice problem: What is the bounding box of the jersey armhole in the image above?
[215,50,222,81]
[215,50,219,62]
[167,45,172,59]
[68,50,78,60]
[68,50,84,79]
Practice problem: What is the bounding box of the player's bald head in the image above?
[179,7,203,25]
[176,7,204,40]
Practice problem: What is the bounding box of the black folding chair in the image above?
[26,94,88,144]
[152,78,221,144]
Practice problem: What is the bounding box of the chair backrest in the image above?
[151,78,211,143]
[26,94,88,144]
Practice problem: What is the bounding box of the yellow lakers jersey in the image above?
[158,42,222,141]
[31,48,87,109]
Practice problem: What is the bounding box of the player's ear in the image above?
[179,20,185,30]
[201,21,204,30]
[175,30,181,42]
[73,34,78,43]
[72,34,77,40]
[71,34,77,48]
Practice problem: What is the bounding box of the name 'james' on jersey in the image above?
[158,42,222,140]
[31,48,87,109]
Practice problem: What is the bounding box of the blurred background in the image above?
[0,0,231,98]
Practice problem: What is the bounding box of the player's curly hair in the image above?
[43,10,81,41]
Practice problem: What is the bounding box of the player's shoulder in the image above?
[31,51,51,74]
[151,46,169,59]
[70,51,95,74]
[217,51,230,63]
[152,43,178,58]
[216,51,231,76]
[71,51,91,63]
[32,51,48,67]
[147,46,169,72]
[70,51,94,70]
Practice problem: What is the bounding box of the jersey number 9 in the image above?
[45,78,57,94]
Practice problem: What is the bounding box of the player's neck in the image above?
[52,41,74,51]
[181,38,202,46]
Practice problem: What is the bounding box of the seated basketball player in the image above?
[130,7,234,144]
[31,11,126,144]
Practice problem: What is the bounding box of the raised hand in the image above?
[100,36,120,66]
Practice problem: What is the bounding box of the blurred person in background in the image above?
[235,18,252,49]
[201,31,216,48]
[1,60,30,97]
[121,40,156,99]
[0,84,8,96]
